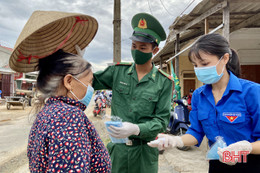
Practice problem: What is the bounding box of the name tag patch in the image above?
[119,81,128,86]
[222,112,241,123]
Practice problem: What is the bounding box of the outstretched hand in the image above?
[217,140,252,165]
[148,133,184,150]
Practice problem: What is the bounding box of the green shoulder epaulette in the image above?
[115,62,133,66]
[158,69,174,81]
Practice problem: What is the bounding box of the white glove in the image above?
[75,45,86,57]
[217,140,252,165]
[108,122,140,138]
[148,133,184,151]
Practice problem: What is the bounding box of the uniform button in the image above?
[129,109,132,112]
[133,97,136,100]
[149,97,152,100]
[136,84,138,87]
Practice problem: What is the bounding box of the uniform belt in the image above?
[125,139,147,146]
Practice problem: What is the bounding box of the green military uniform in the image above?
[93,13,173,173]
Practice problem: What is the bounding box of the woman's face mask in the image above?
[70,76,94,107]
[194,56,225,84]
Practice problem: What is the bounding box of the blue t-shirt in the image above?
[186,71,260,147]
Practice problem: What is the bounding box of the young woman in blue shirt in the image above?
[149,33,260,173]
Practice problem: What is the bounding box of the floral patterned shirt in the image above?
[27,96,111,173]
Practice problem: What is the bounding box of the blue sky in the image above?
[0,0,201,71]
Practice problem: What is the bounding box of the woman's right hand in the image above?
[148,133,184,150]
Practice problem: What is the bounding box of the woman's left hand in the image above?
[217,140,252,165]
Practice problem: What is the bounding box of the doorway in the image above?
[241,65,260,84]
[183,79,195,97]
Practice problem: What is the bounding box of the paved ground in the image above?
[0,105,32,173]
[0,99,208,173]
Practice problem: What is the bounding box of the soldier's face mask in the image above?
[131,49,153,65]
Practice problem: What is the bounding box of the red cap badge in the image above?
[138,19,147,29]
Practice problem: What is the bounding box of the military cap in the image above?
[130,13,166,46]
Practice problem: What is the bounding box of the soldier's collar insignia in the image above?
[151,73,156,81]
[127,63,135,75]
[138,18,147,29]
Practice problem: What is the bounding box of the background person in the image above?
[187,88,194,105]
[148,33,260,173]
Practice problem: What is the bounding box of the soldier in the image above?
[93,13,173,173]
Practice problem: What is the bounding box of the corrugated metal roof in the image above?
[153,0,260,64]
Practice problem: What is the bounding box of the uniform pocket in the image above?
[106,142,115,155]
[143,145,159,163]
[197,110,217,141]
[115,85,130,94]
[219,111,246,129]
[139,93,159,114]
[198,110,211,121]
[114,84,130,106]
[141,93,159,102]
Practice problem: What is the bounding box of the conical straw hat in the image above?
[9,10,98,72]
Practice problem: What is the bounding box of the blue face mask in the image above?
[70,77,94,107]
[194,56,225,84]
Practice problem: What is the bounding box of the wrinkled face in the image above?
[190,51,227,75]
[70,70,93,100]
[131,40,154,53]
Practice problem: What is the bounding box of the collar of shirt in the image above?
[200,71,243,97]
[127,63,157,83]
[46,96,86,111]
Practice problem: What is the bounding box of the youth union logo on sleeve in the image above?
[223,112,241,123]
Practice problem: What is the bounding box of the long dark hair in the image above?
[188,33,241,77]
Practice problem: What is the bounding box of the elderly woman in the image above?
[27,49,111,172]
[8,11,111,172]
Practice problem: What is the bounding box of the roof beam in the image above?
[166,23,224,63]
[173,0,227,35]
[231,12,260,32]
[222,0,230,41]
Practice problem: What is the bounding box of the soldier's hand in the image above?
[108,122,140,138]
[75,45,86,58]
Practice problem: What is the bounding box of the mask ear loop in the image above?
[217,56,226,76]
[70,76,89,101]
[70,90,80,101]
[72,76,88,88]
